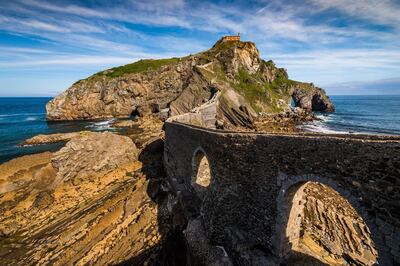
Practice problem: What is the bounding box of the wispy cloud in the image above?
[308,0,400,29]
[326,77,400,95]
[16,0,192,28]
[0,56,135,67]
[0,0,399,95]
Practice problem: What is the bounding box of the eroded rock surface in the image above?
[254,107,315,133]
[284,182,377,266]
[20,131,89,146]
[0,132,168,265]
[51,131,138,186]
[291,84,335,112]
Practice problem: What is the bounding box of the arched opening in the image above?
[130,108,140,118]
[290,96,296,109]
[191,148,211,199]
[281,181,378,266]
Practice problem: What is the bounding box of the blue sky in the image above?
[0,0,399,96]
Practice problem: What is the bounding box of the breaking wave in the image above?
[85,119,116,131]
[26,116,38,121]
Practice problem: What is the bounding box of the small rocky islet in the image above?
[1,38,338,265]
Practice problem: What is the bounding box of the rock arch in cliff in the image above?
[191,147,212,199]
[130,108,140,118]
[277,179,378,266]
[291,86,335,112]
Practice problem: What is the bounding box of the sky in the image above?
[0,0,399,96]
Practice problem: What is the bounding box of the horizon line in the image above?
[1,94,400,98]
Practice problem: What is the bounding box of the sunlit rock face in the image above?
[284,182,377,266]
[0,132,163,265]
[46,38,334,130]
[291,84,335,112]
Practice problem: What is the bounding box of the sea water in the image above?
[0,97,130,163]
[0,96,399,163]
[301,95,400,135]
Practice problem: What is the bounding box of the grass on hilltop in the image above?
[94,58,181,78]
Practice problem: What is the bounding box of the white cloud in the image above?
[0,56,135,67]
[16,0,192,28]
[0,15,105,34]
[308,0,400,29]
[325,77,400,95]
[0,0,399,94]
[268,48,400,86]
[133,0,186,12]
[271,49,400,68]
[18,0,108,18]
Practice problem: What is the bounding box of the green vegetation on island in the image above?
[98,58,181,78]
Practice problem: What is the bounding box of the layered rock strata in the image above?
[284,182,377,265]
[20,131,90,146]
[0,132,170,265]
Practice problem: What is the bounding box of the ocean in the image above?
[0,97,135,163]
[301,95,400,135]
[0,95,399,163]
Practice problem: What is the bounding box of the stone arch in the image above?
[274,174,384,265]
[290,95,298,109]
[191,147,212,200]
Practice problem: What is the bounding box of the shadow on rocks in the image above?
[116,138,330,266]
[116,137,187,266]
[280,250,329,266]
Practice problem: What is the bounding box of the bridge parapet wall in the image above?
[164,121,400,265]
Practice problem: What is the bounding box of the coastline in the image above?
[2,108,400,164]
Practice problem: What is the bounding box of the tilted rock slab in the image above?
[51,131,138,186]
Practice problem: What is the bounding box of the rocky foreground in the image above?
[0,130,176,265]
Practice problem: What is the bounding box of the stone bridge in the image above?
[163,121,400,265]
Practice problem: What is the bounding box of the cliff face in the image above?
[46,58,194,120]
[291,83,335,112]
[0,132,161,265]
[46,39,334,128]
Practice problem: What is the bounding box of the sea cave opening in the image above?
[290,96,296,109]
[280,181,377,266]
[191,148,211,200]
[130,108,140,119]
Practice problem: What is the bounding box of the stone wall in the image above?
[164,121,400,265]
[222,36,241,42]
[166,93,218,129]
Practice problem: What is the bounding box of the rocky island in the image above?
[46,37,334,130]
[2,37,399,266]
